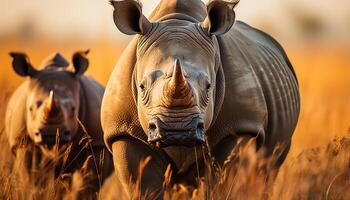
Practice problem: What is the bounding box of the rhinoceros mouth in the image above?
[147,117,205,147]
[148,130,205,147]
[33,127,73,148]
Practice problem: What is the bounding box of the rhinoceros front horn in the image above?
[43,90,63,122]
[162,59,194,107]
[45,90,55,111]
[168,59,189,97]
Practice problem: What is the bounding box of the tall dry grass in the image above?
[0,39,349,199]
[1,131,349,199]
[0,117,107,199]
[99,135,350,200]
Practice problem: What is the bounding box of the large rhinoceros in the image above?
[102,0,300,196]
[5,51,113,195]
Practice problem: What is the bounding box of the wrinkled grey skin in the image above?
[102,0,300,197]
[5,51,113,196]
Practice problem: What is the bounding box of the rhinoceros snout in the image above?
[147,117,205,147]
[33,127,73,147]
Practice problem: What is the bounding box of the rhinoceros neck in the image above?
[149,0,207,23]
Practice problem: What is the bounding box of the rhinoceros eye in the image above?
[198,73,211,92]
[206,82,211,90]
[71,106,76,113]
[139,83,145,91]
[139,78,152,105]
[36,100,43,107]
[139,79,148,92]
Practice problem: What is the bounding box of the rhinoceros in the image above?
[5,51,113,194]
[102,0,300,196]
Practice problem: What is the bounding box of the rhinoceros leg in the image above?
[14,146,48,186]
[212,135,239,166]
[14,148,32,183]
[111,136,170,199]
[275,140,291,166]
[93,147,114,184]
[212,135,291,185]
[72,147,114,199]
[213,132,291,166]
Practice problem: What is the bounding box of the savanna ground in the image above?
[0,38,349,199]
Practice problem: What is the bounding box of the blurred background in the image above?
[0,0,349,156]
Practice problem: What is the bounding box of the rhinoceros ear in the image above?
[9,52,37,77]
[201,0,239,36]
[110,0,152,35]
[72,50,89,76]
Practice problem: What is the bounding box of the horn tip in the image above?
[49,90,54,100]
[174,58,181,70]
[172,58,183,78]
[46,90,54,110]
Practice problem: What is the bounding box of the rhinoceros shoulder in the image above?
[5,81,30,149]
[77,75,105,147]
[101,37,145,152]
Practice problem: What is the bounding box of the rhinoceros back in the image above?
[209,21,300,150]
[78,76,106,147]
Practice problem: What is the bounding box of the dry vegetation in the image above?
[0,39,349,199]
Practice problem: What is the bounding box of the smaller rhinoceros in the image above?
[4,51,113,195]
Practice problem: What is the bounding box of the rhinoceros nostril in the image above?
[148,123,157,131]
[197,122,204,129]
[33,132,43,143]
[63,130,70,136]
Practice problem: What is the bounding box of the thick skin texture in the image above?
[5,52,113,196]
[102,0,300,196]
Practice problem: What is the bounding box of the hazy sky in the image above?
[0,0,349,41]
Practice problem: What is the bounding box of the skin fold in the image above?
[102,0,300,197]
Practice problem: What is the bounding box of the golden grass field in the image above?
[0,38,349,199]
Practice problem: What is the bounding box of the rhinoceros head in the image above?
[9,51,89,148]
[111,0,238,147]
